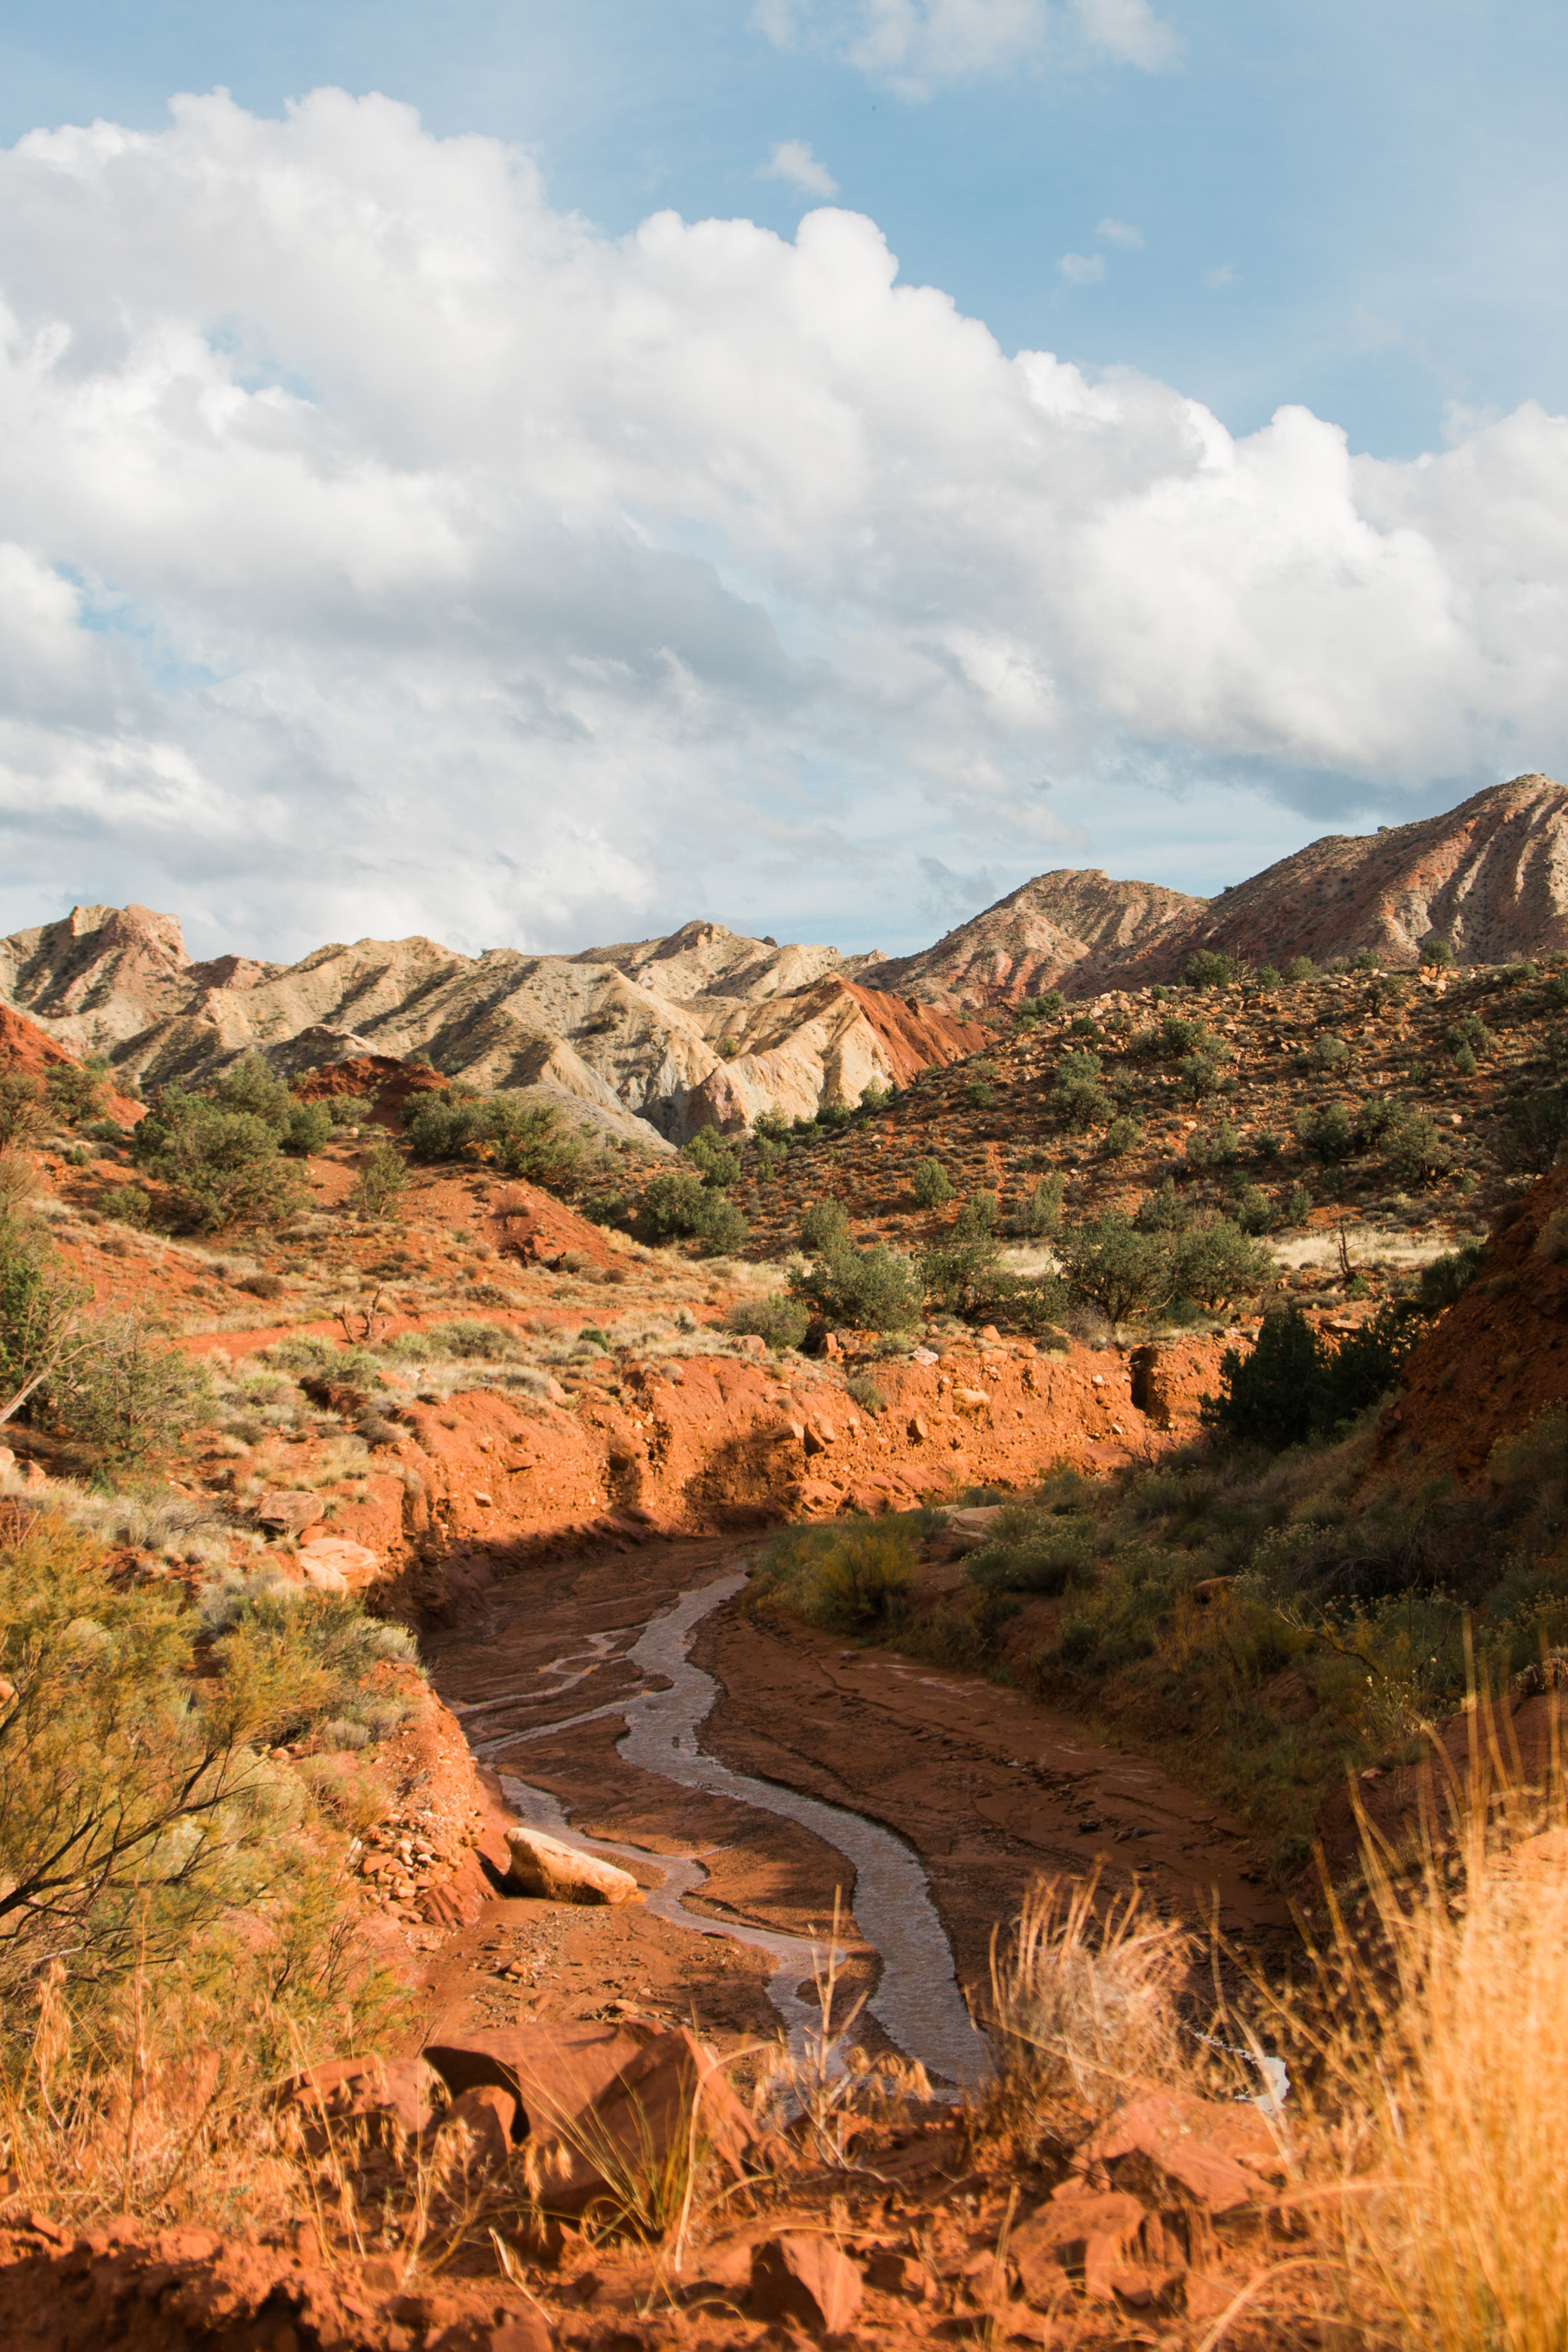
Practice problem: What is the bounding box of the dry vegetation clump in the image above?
[979,1869,1194,2128]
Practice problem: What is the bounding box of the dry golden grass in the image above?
[1281,1698,1568,2351]
[980,1867,1196,2128]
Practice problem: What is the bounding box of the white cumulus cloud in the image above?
[759,139,839,197]
[0,90,1562,960]
[1070,0,1182,70]
[1096,215,1143,247]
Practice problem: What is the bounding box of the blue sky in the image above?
[0,3,1564,958]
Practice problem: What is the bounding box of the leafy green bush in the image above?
[1419,937,1456,967]
[1176,1053,1222,1099]
[324,1093,374,1125]
[1103,1116,1142,1156]
[1135,1180,1191,1234]
[1056,1215,1177,1324]
[1445,1013,1493,1063]
[1005,1173,1064,1237]
[131,1091,308,1233]
[750,1516,922,1630]
[1385,1114,1454,1186]
[1174,1218,1275,1310]
[680,1126,741,1187]
[965,1500,1099,1596]
[1181,949,1236,989]
[1015,991,1065,1021]
[966,1081,996,1109]
[45,1057,109,1127]
[1281,955,1316,982]
[1051,1049,1110,1128]
[1294,1100,1356,1161]
[403,1091,581,1186]
[1203,1302,1427,1446]
[56,1313,215,1463]
[351,1142,409,1218]
[798,1199,850,1253]
[1185,1120,1242,1169]
[790,1238,922,1331]
[725,1294,812,1351]
[912,1157,954,1208]
[282,1100,334,1157]
[752,1108,792,1143]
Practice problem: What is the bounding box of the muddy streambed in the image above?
[423,1539,1295,2085]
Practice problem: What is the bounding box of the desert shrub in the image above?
[790,1238,922,1331]
[1295,1100,1357,1161]
[1051,1053,1110,1130]
[1135,1180,1191,1234]
[205,1054,296,1128]
[1226,1183,1273,1235]
[281,1099,334,1157]
[422,1319,515,1360]
[56,1313,215,1463]
[1254,1127,1286,1160]
[1176,1052,1221,1099]
[1385,1114,1454,1186]
[1419,937,1456,967]
[965,1501,1099,1596]
[845,1372,887,1415]
[0,1072,48,1152]
[1203,1302,1426,1446]
[1445,1013,1493,1063]
[45,1058,109,1126]
[726,1294,811,1351]
[1310,1033,1352,1071]
[1181,949,1236,989]
[1103,1116,1142,1157]
[1417,1240,1486,1305]
[350,1141,408,1218]
[1015,991,1065,1021]
[404,1091,580,1187]
[131,1091,308,1232]
[798,1199,850,1253]
[752,1108,792,1143]
[1491,1086,1568,1175]
[749,1515,922,1631]
[1173,1218,1275,1310]
[1185,1120,1242,1169]
[636,1170,712,1242]
[323,1093,374,1126]
[966,1081,996,1109]
[814,1101,854,1130]
[1006,1173,1064,1238]
[680,1126,741,1188]
[1056,1214,1179,1325]
[0,1511,403,1995]
[911,1157,954,1208]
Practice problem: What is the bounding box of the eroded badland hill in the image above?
[7,772,1568,2348]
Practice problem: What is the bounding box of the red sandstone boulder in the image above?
[749,2234,863,2335]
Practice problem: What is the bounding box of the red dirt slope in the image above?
[1367,1163,1568,1492]
[836,978,988,1079]
[0,1003,142,1125]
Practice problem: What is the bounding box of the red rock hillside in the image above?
[1369,1161,1568,1491]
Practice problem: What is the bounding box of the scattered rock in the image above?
[749,2234,863,2335]
[503,1824,640,1905]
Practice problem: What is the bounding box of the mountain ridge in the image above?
[3,771,1564,1139]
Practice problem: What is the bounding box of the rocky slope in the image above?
[1105,771,1568,990]
[876,868,1206,1010]
[5,773,1567,1139]
[0,908,975,1145]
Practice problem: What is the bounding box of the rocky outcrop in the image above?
[1109,773,1568,987]
[876,869,1206,1010]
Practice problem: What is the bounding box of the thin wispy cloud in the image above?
[758,139,839,197]
[1204,261,1237,287]
[1096,216,1144,247]
[752,0,1181,96]
[1058,250,1106,284]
